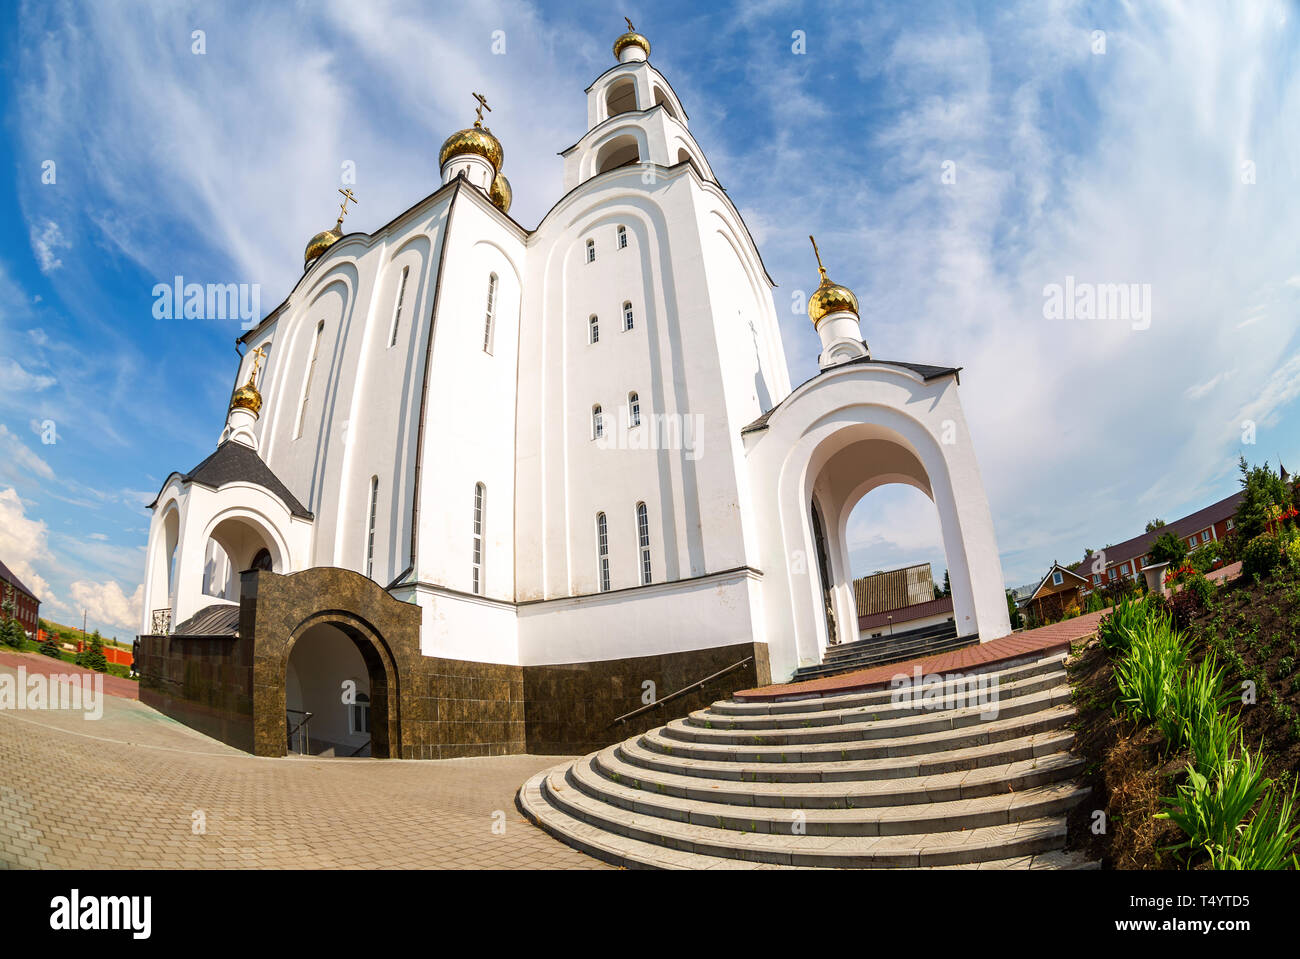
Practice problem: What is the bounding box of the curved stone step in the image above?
[618,728,1076,783]
[712,655,1067,716]
[933,849,1101,870]
[663,686,1072,748]
[640,703,1076,764]
[685,669,1066,732]
[595,741,1084,808]
[537,764,1071,867]
[573,751,1088,835]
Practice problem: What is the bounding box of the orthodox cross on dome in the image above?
[246,344,267,386]
[625,16,635,31]
[336,188,359,227]
[472,91,491,127]
[809,235,828,280]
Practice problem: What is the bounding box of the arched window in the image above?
[295,320,325,440]
[472,482,485,594]
[628,391,641,427]
[592,404,604,440]
[586,239,596,263]
[636,502,651,585]
[589,314,599,344]
[483,272,498,354]
[364,476,379,579]
[617,225,628,249]
[388,266,410,348]
[596,512,611,591]
[251,548,273,572]
[623,300,634,331]
[349,690,371,734]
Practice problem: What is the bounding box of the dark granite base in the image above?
[139,568,769,760]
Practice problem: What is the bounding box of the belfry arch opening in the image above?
[803,421,971,651]
[605,78,638,117]
[202,515,282,602]
[595,135,641,175]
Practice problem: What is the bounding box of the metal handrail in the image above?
[609,657,754,728]
[286,708,313,755]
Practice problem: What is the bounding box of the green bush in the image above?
[1159,744,1271,861]
[1242,533,1286,580]
[1115,615,1188,723]
[1217,779,1300,870]
[1097,594,1151,654]
[38,636,61,658]
[1160,653,1236,768]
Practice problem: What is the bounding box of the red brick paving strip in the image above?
[732,610,1111,701]
[0,650,139,700]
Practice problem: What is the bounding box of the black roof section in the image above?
[172,603,240,637]
[741,357,963,435]
[149,441,313,519]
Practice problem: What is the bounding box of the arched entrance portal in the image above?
[280,615,397,758]
[803,422,977,655]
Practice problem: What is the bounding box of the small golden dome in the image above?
[490,172,512,213]
[808,276,860,325]
[613,29,650,60]
[439,121,503,174]
[806,235,859,325]
[230,378,262,416]
[304,225,342,268]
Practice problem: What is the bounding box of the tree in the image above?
[1234,456,1290,544]
[77,630,108,673]
[38,634,61,658]
[1005,589,1023,629]
[1148,530,1188,567]
[1145,518,1166,532]
[0,587,23,648]
[941,570,952,598]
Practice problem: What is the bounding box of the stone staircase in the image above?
[518,652,1097,869]
[789,620,975,682]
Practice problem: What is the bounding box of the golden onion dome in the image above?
[439,121,503,174]
[613,28,650,60]
[808,275,860,325]
[304,224,342,268]
[229,377,262,416]
[490,172,512,213]
[806,235,860,325]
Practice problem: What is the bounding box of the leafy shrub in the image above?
[1159,745,1270,861]
[1097,594,1149,653]
[1160,653,1236,768]
[1242,532,1286,580]
[1115,616,1188,723]
[1217,779,1300,870]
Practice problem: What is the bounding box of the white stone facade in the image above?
[140,46,1010,683]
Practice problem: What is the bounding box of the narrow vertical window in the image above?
[628,391,641,427]
[596,512,610,591]
[623,300,634,331]
[482,272,498,353]
[589,314,599,344]
[586,239,596,263]
[364,475,379,579]
[617,225,627,249]
[592,404,604,439]
[388,266,410,348]
[637,502,651,585]
[472,482,485,594]
[295,320,325,439]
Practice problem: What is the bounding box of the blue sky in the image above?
[1,0,1298,636]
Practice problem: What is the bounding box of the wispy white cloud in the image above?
[28,219,69,272]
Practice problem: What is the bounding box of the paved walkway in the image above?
[733,611,1110,701]
[0,649,139,699]
[0,662,604,869]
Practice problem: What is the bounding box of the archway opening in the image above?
[803,422,971,652]
[653,86,678,119]
[205,515,280,602]
[596,135,641,175]
[285,621,390,758]
[844,484,956,644]
[605,78,638,117]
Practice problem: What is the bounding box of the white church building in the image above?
[137,23,1011,760]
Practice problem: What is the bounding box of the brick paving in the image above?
[0,663,604,870]
[733,611,1111,701]
[0,649,139,699]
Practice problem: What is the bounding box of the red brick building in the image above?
[0,559,42,639]
[1069,490,1244,591]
